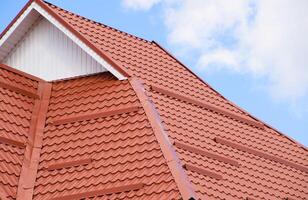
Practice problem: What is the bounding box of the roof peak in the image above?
[43,0,152,44]
[0,0,129,80]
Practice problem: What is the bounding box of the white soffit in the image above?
[0,2,126,80]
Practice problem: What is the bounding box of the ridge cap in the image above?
[129,77,197,200]
[16,81,52,200]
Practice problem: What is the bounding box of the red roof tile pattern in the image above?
[129,78,197,199]
[44,1,248,116]
[0,1,307,199]
[17,81,52,200]
[148,88,308,199]
[33,73,181,200]
[0,64,39,199]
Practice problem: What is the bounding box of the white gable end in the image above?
[0,2,126,81]
[4,17,105,81]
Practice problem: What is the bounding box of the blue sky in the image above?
[1,0,307,146]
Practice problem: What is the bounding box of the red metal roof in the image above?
[0,1,307,199]
[0,64,182,199]
[0,64,39,199]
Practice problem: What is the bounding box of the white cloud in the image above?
[197,49,240,71]
[164,0,250,49]
[122,0,308,101]
[241,0,308,99]
[122,0,162,11]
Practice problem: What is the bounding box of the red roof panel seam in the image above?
[0,136,26,148]
[151,84,264,129]
[151,41,240,108]
[214,137,308,173]
[49,106,140,125]
[46,158,92,171]
[0,81,39,99]
[48,183,145,200]
[183,164,223,180]
[129,77,197,200]
[174,141,240,167]
[16,81,52,200]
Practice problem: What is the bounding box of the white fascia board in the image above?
[0,4,34,48]
[0,2,127,80]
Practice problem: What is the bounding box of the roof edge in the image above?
[231,104,308,151]
[151,41,214,95]
[152,40,239,107]
[0,0,35,40]
[129,77,197,200]
[152,41,307,151]
[43,0,151,44]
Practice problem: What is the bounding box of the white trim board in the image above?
[4,17,106,80]
[0,2,126,80]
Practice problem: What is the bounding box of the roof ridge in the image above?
[129,77,197,200]
[42,0,151,44]
[16,81,52,200]
[229,101,308,151]
[151,41,249,115]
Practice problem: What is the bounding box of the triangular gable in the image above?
[1,1,307,200]
[0,0,128,80]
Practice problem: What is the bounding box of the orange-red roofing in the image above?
[0,65,39,199]
[0,64,182,200]
[34,74,181,199]
[0,0,307,199]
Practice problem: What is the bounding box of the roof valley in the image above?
[16,81,52,200]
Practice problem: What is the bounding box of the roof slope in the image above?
[43,2,308,199]
[0,64,183,199]
[33,73,181,199]
[0,64,40,199]
[0,1,307,200]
